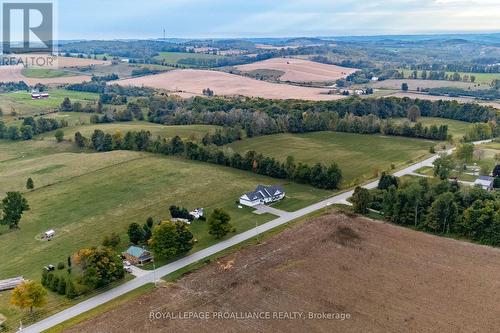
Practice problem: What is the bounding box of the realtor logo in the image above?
[1,1,54,53]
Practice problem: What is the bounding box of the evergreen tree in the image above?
[26,178,34,190]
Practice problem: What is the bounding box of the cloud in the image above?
[57,0,500,39]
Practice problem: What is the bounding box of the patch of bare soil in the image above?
[236,58,357,82]
[65,213,500,333]
[114,69,347,101]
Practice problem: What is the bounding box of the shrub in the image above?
[65,279,78,299]
[57,278,67,295]
[50,276,60,292]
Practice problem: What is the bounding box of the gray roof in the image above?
[478,176,494,182]
[244,185,284,201]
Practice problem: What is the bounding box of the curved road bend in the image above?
[22,139,492,333]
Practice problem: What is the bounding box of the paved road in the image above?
[22,139,492,333]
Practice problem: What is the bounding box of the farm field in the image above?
[39,123,221,143]
[369,79,483,90]
[64,212,500,333]
[21,68,77,78]
[386,91,500,110]
[235,57,357,82]
[0,65,90,86]
[10,54,109,68]
[227,132,434,187]
[0,89,99,123]
[0,139,331,280]
[0,136,332,329]
[153,52,223,66]
[393,117,471,139]
[115,69,347,100]
[399,69,500,85]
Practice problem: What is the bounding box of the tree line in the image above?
[66,81,154,96]
[75,129,343,190]
[145,96,458,141]
[145,95,497,131]
[409,63,500,74]
[60,98,144,123]
[0,117,67,141]
[0,81,29,92]
[359,176,500,246]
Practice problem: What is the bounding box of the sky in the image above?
[54,0,500,40]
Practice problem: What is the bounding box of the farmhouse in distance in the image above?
[239,185,285,207]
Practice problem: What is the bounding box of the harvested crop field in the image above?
[115,69,347,100]
[65,212,500,333]
[0,65,90,85]
[369,79,482,90]
[7,54,110,68]
[235,57,357,82]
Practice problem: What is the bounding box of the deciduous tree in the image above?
[208,209,232,239]
[0,192,29,229]
[10,281,47,314]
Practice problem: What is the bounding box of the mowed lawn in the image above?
[227,132,434,187]
[394,117,471,139]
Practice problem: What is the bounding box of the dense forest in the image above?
[145,95,500,140]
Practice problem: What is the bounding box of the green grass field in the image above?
[394,117,471,139]
[21,68,77,78]
[227,132,434,187]
[0,89,99,124]
[41,122,220,143]
[399,69,500,85]
[153,52,223,66]
[0,135,332,329]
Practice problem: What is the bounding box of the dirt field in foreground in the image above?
[235,58,357,82]
[115,69,347,101]
[66,212,500,333]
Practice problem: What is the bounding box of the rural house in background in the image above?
[239,185,285,207]
[474,176,495,191]
[123,246,152,265]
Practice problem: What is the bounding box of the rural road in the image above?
[22,139,493,333]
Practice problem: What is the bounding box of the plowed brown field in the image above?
[236,57,357,82]
[65,212,500,333]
